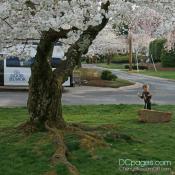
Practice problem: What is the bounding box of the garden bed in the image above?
[74,68,133,88]
[82,79,134,88]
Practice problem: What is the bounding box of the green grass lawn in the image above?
[97,63,175,80]
[0,105,175,175]
[112,55,129,63]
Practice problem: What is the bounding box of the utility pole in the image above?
[128,32,133,71]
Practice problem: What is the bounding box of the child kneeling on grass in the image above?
[138,84,152,110]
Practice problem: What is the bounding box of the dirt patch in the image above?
[74,68,101,81]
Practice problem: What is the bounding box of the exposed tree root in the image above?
[45,121,80,175]
[18,121,38,134]
[43,122,142,175]
[65,124,108,157]
[44,122,111,174]
[104,131,143,143]
[44,170,57,175]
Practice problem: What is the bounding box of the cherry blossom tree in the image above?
[112,5,162,69]
[87,4,163,70]
[88,26,127,62]
[0,1,114,173]
[0,0,113,131]
[1,0,175,174]
[0,0,174,130]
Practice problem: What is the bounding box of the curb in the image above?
[0,86,28,91]
[117,82,143,91]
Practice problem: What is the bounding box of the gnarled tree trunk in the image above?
[27,31,66,130]
[27,1,110,131]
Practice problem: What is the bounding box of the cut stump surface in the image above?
[138,109,172,123]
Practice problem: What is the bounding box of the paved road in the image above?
[0,65,175,106]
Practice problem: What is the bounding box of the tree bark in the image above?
[54,1,110,80]
[27,1,110,131]
[27,31,66,130]
[128,33,133,71]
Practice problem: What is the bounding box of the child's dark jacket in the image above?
[140,91,152,103]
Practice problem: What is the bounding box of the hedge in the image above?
[161,49,175,67]
[125,65,148,70]
[111,55,129,64]
[149,39,166,62]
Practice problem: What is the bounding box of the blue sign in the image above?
[9,70,26,82]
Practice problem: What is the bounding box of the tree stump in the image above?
[138,109,172,123]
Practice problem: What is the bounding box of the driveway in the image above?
[0,65,175,106]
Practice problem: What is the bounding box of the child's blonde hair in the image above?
[143,84,149,89]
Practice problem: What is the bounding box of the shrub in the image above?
[111,74,118,81]
[149,39,166,62]
[85,57,90,64]
[124,65,148,70]
[161,49,175,67]
[101,70,118,81]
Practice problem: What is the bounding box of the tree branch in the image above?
[42,26,78,43]
[0,16,13,29]
[53,1,110,82]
